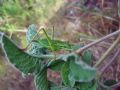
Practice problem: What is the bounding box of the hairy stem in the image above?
[31,54,55,59]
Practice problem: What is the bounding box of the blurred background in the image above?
[0,0,120,90]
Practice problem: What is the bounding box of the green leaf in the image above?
[61,62,75,87]
[82,50,92,65]
[58,53,77,62]
[2,35,45,74]
[51,86,77,90]
[26,24,48,56]
[69,55,96,82]
[26,24,40,43]
[48,60,65,71]
[35,67,49,90]
[75,80,97,90]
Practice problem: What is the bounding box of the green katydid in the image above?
[34,28,73,52]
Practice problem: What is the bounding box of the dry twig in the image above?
[101,49,120,75]
[75,29,120,54]
[94,34,120,67]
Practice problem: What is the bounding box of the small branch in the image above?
[75,29,120,54]
[0,27,27,33]
[94,35,120,68]
[100,49,120,75]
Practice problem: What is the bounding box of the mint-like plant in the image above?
[0,24,97,90]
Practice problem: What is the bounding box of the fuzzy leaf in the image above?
[75,80,97,90]
[26,24,48,56]
[51,86,77,90]
[48,60,65,71]
[35,67,49,90]
[2,35,45,74]
[82,50,92,65]
[26,24,39,43]
[2,35,50,90]
[69,54,96,82]
[61,62,75,86]
[58,53,76,62]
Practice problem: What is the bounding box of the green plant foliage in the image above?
[61,62,75,86]
[0,1,25,16]
[26,24,40,43]
[35,67,49,90]
[58,54,96,89]
[0,0,64,33]
[69,59,96,82]
[26,24,48,56]
[1,34,50,90]
[82,50,92,65]
[1,24,97,90]
[51,86,77,90]
[2,35,45,74]
[0,0,30,31]
[27,24,84,53]
[58,54,96,82]
[75,80,97,90]
[48,60,65,71]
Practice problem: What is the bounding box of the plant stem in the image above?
[100,49,120,75]
[94,35,120,68]
[96,44,120,88]
[31,54,55,59]
[75,29,120,54]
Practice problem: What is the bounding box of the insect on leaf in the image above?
[26,24,48,56]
